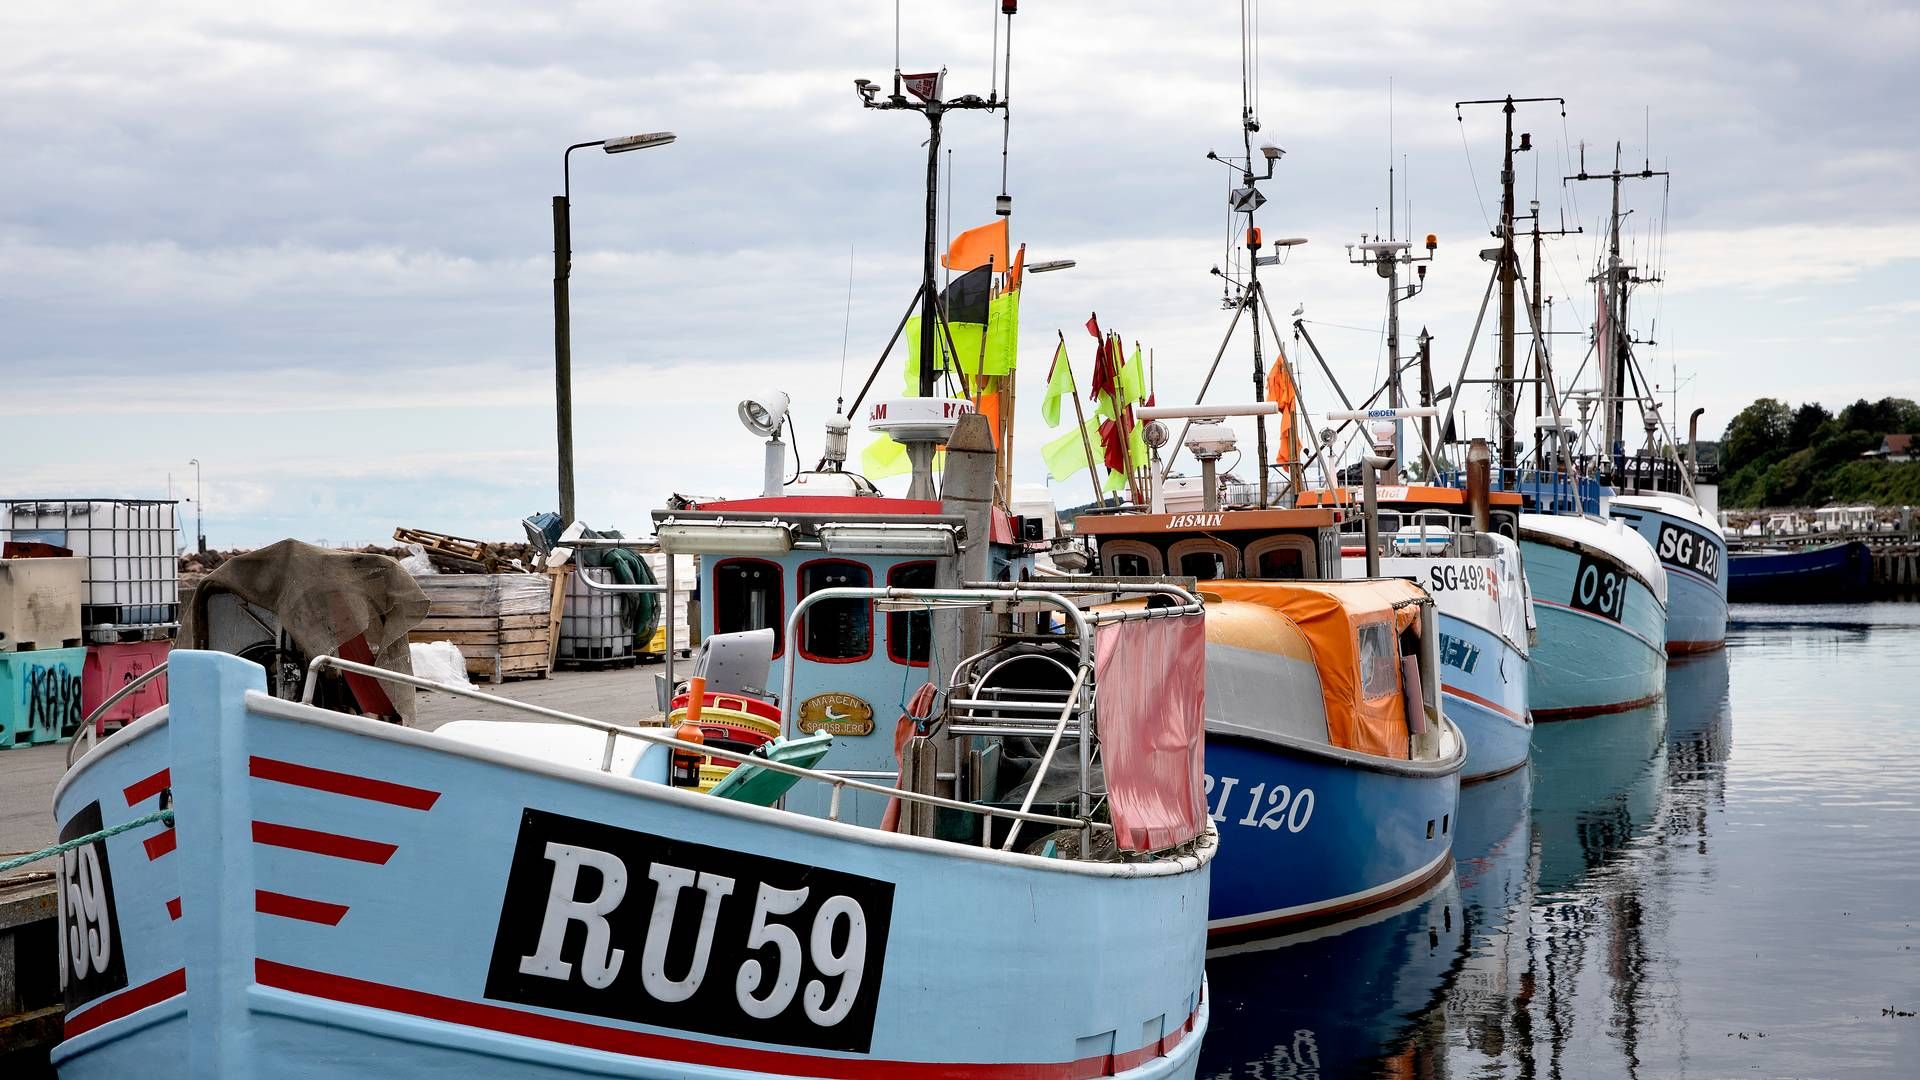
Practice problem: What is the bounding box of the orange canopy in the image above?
[1205,579,1425,759]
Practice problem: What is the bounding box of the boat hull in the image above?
[1610,496,1729,653]
[1728,541,1873,603]
[53,651,1213,1080]
[1520,527,1668,719]
[1203,730,1460,938]
[1436,613,1532,781]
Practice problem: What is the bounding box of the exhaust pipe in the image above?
[1465,437,1492,534]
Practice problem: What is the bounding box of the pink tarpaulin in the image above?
[1094,615,1207,851]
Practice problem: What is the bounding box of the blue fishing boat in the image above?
[1073,508,1463,936]
[1728,540,1872,603]
[1518,511,1668,719]
[1610,492,1728,654]
[1306,487,1536,782]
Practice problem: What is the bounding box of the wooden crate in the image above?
[409,574,562,684]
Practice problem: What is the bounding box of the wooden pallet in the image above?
[409,574,562,684]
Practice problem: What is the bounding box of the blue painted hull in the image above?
[1521,534,1668,719]
[1728,541,1872,603]
[1610,500,1729,653]
[1204,731,1461,937]
[1434,614,1532,782]
[53,652,1213,1080]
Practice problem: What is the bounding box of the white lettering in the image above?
[518,842,629,988]
[803,896,868,1027]
[736,883,808,1018]
[640,864,735,1003]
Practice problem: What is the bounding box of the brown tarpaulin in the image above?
[190,539,429,722]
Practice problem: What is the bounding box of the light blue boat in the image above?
[52,559,1217,1079]
[1519,511,1669,720]
[1610,492,1728,655]
[1347,522,1535,782]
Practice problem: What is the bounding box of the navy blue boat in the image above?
[1728,541,1872,603]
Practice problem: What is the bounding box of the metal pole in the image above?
[919,106,943,399]
[1161,295,1249,475]
[1497,97,1518,475]
[553,193,575,524]
[1063,333,1106,508]
[1362,461,1381,578]
[1385,256,1402,483]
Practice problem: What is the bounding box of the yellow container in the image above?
[695,762,736,794]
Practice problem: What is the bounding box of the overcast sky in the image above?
[7,1,1917,547]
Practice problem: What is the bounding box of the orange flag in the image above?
[942,219,1009,273]
[1266,352,1298,465]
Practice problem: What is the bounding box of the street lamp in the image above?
[553,131,676,525]
[187,458,204,554]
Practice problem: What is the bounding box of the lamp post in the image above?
[554,131,675,525]
[187,458,204,554]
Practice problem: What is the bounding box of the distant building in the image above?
[1863,433,1914,462]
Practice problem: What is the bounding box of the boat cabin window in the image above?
[1168,539,1238,582]
[1356,620,1400,700]
[1244,535,1314,580]
[1099,540,1163,578]
[886,561,935,666]
[714,559,784,656]
[799,560,873,662]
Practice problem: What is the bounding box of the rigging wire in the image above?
[836,243,855,413]
[1456,111,1493,232]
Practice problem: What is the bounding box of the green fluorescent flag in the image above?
[861,435,911,480]
[1041,417,1102,481]
[1041,341,1073,427]
[1120,345,1147,405]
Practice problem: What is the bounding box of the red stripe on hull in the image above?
[123,768,170,806]
[1444,685,1529,724]
[1208,853,1456,941]
[1667,638,1726,656]
[1532,691,1664,722]
[256,890,350,926]
[64,968,185,1039]
[253,821,398,864]
[143,828,177,860]
[249,756,441,810]
[253,960,1193,1079]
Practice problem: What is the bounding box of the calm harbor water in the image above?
[1200,603,1920,1079]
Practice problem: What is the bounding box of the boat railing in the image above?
[65,660,171,768]
[780,581,1203,851]
[298,654,1113,854]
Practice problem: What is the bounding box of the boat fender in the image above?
[880,682,940,832]
[1400,655,1428,736]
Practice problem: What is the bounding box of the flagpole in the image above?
[1061,331,1105,508]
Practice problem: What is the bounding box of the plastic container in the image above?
[558,567,634,664]
[82,639,171,733]
[0,556,85,652]
[1,500,180,631]
[667,691,781,743]
[1,646,87,747]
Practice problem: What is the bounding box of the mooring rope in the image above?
[0,809,174,875]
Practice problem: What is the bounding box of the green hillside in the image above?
[1718,396,1920,508]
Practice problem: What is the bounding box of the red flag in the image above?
[1098,419,1127,474]
[1090,331,1118,402]
[900,71,943,103]
[1086,313,1102,340]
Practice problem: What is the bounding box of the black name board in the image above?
[1569,552,1627,622]
[486,808,895,1052]
[1655,521,1721,583]
[57,801,129,1010]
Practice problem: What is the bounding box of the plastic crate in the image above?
[82,639,171,733]
[0,556,84,651]
[0,646,87,748]
[1,500,180,632]
[558,567,634,664]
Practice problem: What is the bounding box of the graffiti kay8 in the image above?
[487,809,895,1053]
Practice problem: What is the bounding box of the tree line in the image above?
[1718,396,1920,508]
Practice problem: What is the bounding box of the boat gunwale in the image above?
[1204,714,1467,780]
[234,689,1218,879]
[1518,521,1670,607]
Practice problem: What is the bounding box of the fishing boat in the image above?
[1075,507,1463,938]
[1300,482,1535,782]
[1728,540,1873,603]
[51,413,1217,1080]
[1609,488,1727,653]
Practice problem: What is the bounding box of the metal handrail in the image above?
[67,661,170,769]
[566,550,678,693]
[298,655,1100,845]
